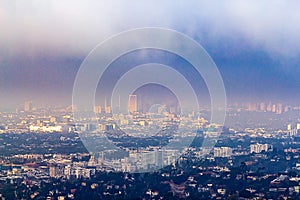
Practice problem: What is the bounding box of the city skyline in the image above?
[2,1,300,199]
[1,1,300,110]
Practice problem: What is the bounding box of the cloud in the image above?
[217,1,300,58]
[1,0,300,58]
[1,0,300,110]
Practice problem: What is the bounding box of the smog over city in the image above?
[1,1,300,199]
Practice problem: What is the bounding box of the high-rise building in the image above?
[287,124,292,131]
[247,103,257,111]
[104,97,111,114]
[49,164,63,178]
[260,102,266,112]
[287,123,300,136]
[24,101,32,111]
[250,143,272,153]
[128,95,137,113]
[94,105,102,114]
[276,103,283,114]
[105,106,111,114]
[266,102,272,112]
[297,123,300,135]
[213,147,232,158]
[284,106,290,112]
[272,104,277,113]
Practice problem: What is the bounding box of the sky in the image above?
[1,0,300,110]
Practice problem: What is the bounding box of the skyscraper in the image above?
[276,103,283,114]
[24,101,32,111]
[94,105,102,114]
[104,97,111,114]
[128,95,137,113]
[260,102,266,112]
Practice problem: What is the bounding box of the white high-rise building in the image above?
[250,143,272,153]
[213,147,232,158]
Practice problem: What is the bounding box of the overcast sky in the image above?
[1,0,300,110]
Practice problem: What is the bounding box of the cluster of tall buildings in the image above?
[287,123,300,136]
[246,102,288,114]
[93,94,177,115]
[102,149,178,172]
[213,143,274,158]
[49,164,96,179]
[250,143,273,154]
[93,97,112,114]
[94,95,137,114]
[213,147,232,158]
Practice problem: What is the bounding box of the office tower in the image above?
[247,103,257,111]
[104,97,111,114]
[260,102,266,112]
[128,95,137,113]
[284,106,290,112]
[24,101,32,111]
[272,104,276,113]
[94,105,102,114]
[276,103,283,114]
[105,106,111,114]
